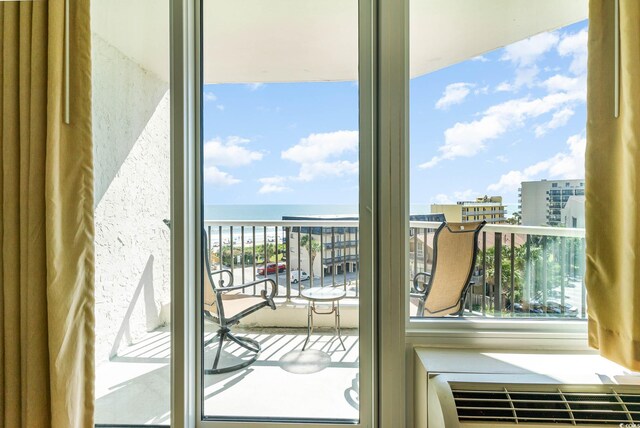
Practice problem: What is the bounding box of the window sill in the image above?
[406,318,589,350]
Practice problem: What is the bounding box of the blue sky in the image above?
[202,20,587,209]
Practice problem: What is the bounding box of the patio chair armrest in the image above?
[214,278,277,301]
[412,272,431,294]
[208,268,234,288]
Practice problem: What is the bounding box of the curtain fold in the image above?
[0,0,94,427]
[586,0,640,371]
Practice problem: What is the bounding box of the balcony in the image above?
[95,219,586,424]
[95,326,359,424]
[323,239,359,250]
[204,219,586,319]
[461,209,508,216]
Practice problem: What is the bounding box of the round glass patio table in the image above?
[300,287,347,351]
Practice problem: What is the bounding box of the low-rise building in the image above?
[430,195,507,224]
[285,216,359,278]
[286,214,445,278]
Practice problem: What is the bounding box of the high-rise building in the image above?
[430,195,507,224]
[519,179,585,226]
[561,195,586,228]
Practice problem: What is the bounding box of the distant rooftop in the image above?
[282,215,358,221]
[456,201,504,206]
[521,178,585,184]
[282,214,445,222]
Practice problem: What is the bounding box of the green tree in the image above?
[300,235,322,283]
[480,242,542,311]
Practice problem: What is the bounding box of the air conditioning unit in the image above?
[415,349,640,428]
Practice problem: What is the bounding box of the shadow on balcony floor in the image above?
[95,326,359,425]
[202,327,359,420]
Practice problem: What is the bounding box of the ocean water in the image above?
[204,203,518,221]
[204,204,356,220]
[204,204,441,221]
[203,203,518,246]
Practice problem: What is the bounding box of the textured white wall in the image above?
[92,34,170,363]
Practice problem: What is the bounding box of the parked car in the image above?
[544,300,579,317]
[507,300,543,314]
[290,270,309,283]
[257,262,286,275]
[517,299,578,317]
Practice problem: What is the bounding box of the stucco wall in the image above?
[92,34,170,363]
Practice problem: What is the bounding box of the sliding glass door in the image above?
[92,1,172,425]
[195,0,374,425]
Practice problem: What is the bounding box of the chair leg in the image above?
[203,331,219,347]
[204,329,262,375]
[417,299,425,317]
[227,332,259,353]
[212,331,226,371]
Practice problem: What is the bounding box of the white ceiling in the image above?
[92,0,587,84]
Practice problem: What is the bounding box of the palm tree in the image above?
[481,242,543,310]
[300,234,322,285]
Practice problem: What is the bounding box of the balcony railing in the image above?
[461,209,507,216]
[204,220,586,319]
[204,220,360,299]
[410,221,586,319]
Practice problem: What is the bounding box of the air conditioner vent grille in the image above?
[451,383,640,425]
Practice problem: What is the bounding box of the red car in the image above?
[257,262,286,275]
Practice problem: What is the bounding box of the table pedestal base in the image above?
[302,300,346,351]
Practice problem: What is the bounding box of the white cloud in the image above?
[281,130,359,181]
[246,83,264,91]
[204,166,241,186]
[420,87,585,169]
[258,176,290,194]
[432,194,453,204]
[431,189,476,205]
[423,27,587,177]
[474,86,489,95]
[535,107,575,137]
[486,170,527,193]
[488,134,585,192]
[501,32,559,66]
[496,81,514,92]
[497,32,560,92]
[216,105,225,111]
[496,65,539,92]
[203,136,263,167]
[472,55,489,62]
[435,82,474,110]
[496,155,509,163]
[454,189,476,201]
[419,156,443,169]
[282,130,358,163]
[204,91,217,101]
[557,28,588,75]
[513,65,540,89]
[297,160,358,182]
[541,74,584,94]
[257,106,282,113]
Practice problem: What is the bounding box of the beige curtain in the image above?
[0,0,94,427]
[586,0,640,371]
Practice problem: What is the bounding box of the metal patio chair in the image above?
[411,221,485,317]
[202,230,276,374]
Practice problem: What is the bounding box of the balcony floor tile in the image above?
[96,326,359,425]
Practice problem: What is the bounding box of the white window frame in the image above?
[403,12,590,350]
[170,0,198,426]
[168,1,592,427]
[169,0,387,426]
